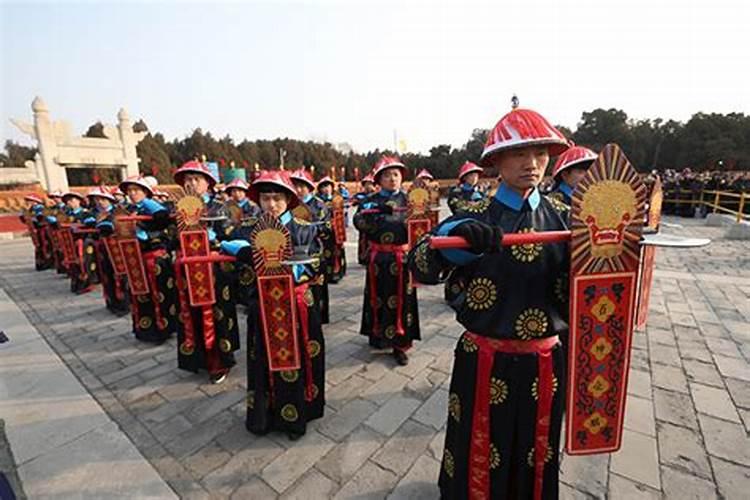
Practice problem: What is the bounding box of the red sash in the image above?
[464,332,559,500]
[368,243,409,337]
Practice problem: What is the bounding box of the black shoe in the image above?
[393,349,409,366]
[210,371,228,385]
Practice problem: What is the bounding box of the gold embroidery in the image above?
[280,404,299,422]
[308,340,321,358]
[179,342,194,356]
[490,377,509,405]
[222,286,231,302]
[220,338,232,353]
[443,449,455,478]
[531,375,559,400]
[466,277,497,311]
[489,443,501,469]
[387,295,398,309]
[449,393,461,422]
[526,445,554,467]
[461,335,478,353]
[138,316,153,330]
[515,308,549,340]
[510,228,542,263]
[280,370,299,383]
[380,232,395,244]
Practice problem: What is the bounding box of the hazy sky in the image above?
[2,0,748,154]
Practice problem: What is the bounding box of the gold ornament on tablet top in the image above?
[176,195,204,231]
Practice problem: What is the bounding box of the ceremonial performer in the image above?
[409,107,570,499]
[119,175,178,343]
[221,170,326,440]
[317,176,347,284]
[20,193,53,270]
[173,161,239,384]
[61,191,96,294]
[548,145,598,206]
[353,174,377,265]
[447,161,487,215]
[354,156,421,366]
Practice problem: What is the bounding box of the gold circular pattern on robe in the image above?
[461,335,478,353]
[213,306,224,322]
[380,232,395,244]
[308,340,321,358]
[246,390,255,409]
[154,263,162,276]
[514,308,549,340]
[157,318,168,330]
[137,293,150,303]
[303,289,315,306]
[158,292,165,303]
[490,377,509,405]
[169,304,177,316]
[387,295,398,310]
[310,383,319,400]
[280,404,299,422]
[407,313,414,326]
[532,375,559,401]
[139,316,153,330]
[280,370,299,383]
[86,245,94,255]
[389,262,399,276]
[179,342,194,356]
[443,449,455,478]
[166,277,175,289]
[239,266,256,285]
[526,446,554,467]
[466,277,497,311]
[222,286,231,302]
[384,325,396,339]
[90,262,97,272]
[510,228,543,263]
[220,338,232,353]
[489,443,501,469]
[448,393,461,422]
[324,249,332,258]
[227,317,234,331]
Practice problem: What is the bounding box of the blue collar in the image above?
[280,210,292,225]
[319,193,332,202]
[70,207,83,215]
[558,181,574,198]
[302,193,314,204]
[202,193,212,204]
[378,188,397,197]
[461,183,476,192]
[237,198,248,208]
[494,182,540,211]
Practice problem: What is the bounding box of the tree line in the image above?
[2,108,749,185]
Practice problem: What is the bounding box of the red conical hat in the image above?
[481,108,569,164]
[248,170,300,209]
[173,160,218,187]
[289,169,316,190]
[372,155,407,181]
[86,186,116,202]
[119,175,154,196]
[457,162,483,181]
[552,145,598,178]
[48,190,64,199]
[24,193,44,204]
[62,191,86,202]
[416,169,434,180]
[224,178,250,192]
[317,176,334,188]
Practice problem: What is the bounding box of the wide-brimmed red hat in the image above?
[457,162,483,181]
[416,169,434,180]
[173,160,219,187]
[62,191,86,203]
[289,169,316,190]
[48,190,64,199]
[248,170,300,209]
[224,178,250,193]
[316,176,334,189]
[551,145,598,178]
[86,186,116,202]
[372,155,407,182]
[23,193,44,204]
[119,175,154,196]
[481,108,569,165]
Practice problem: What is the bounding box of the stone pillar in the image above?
[32,97,68,192]
[118,108,140,180]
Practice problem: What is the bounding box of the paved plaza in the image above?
[0,216,749,499]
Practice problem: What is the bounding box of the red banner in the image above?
[118,238,150,295]
[258,274,300,372]
[179,230,215,307]
[59,227,77,266]
[103,236,127,276]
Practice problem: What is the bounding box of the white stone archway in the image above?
[10,97,145,191]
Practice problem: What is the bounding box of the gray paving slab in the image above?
[0,215,748,498]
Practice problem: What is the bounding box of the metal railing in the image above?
[664,189,749,223]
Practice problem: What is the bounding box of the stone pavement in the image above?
[0,215,748,499]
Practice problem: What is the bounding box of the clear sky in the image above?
[2,0,748,154]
